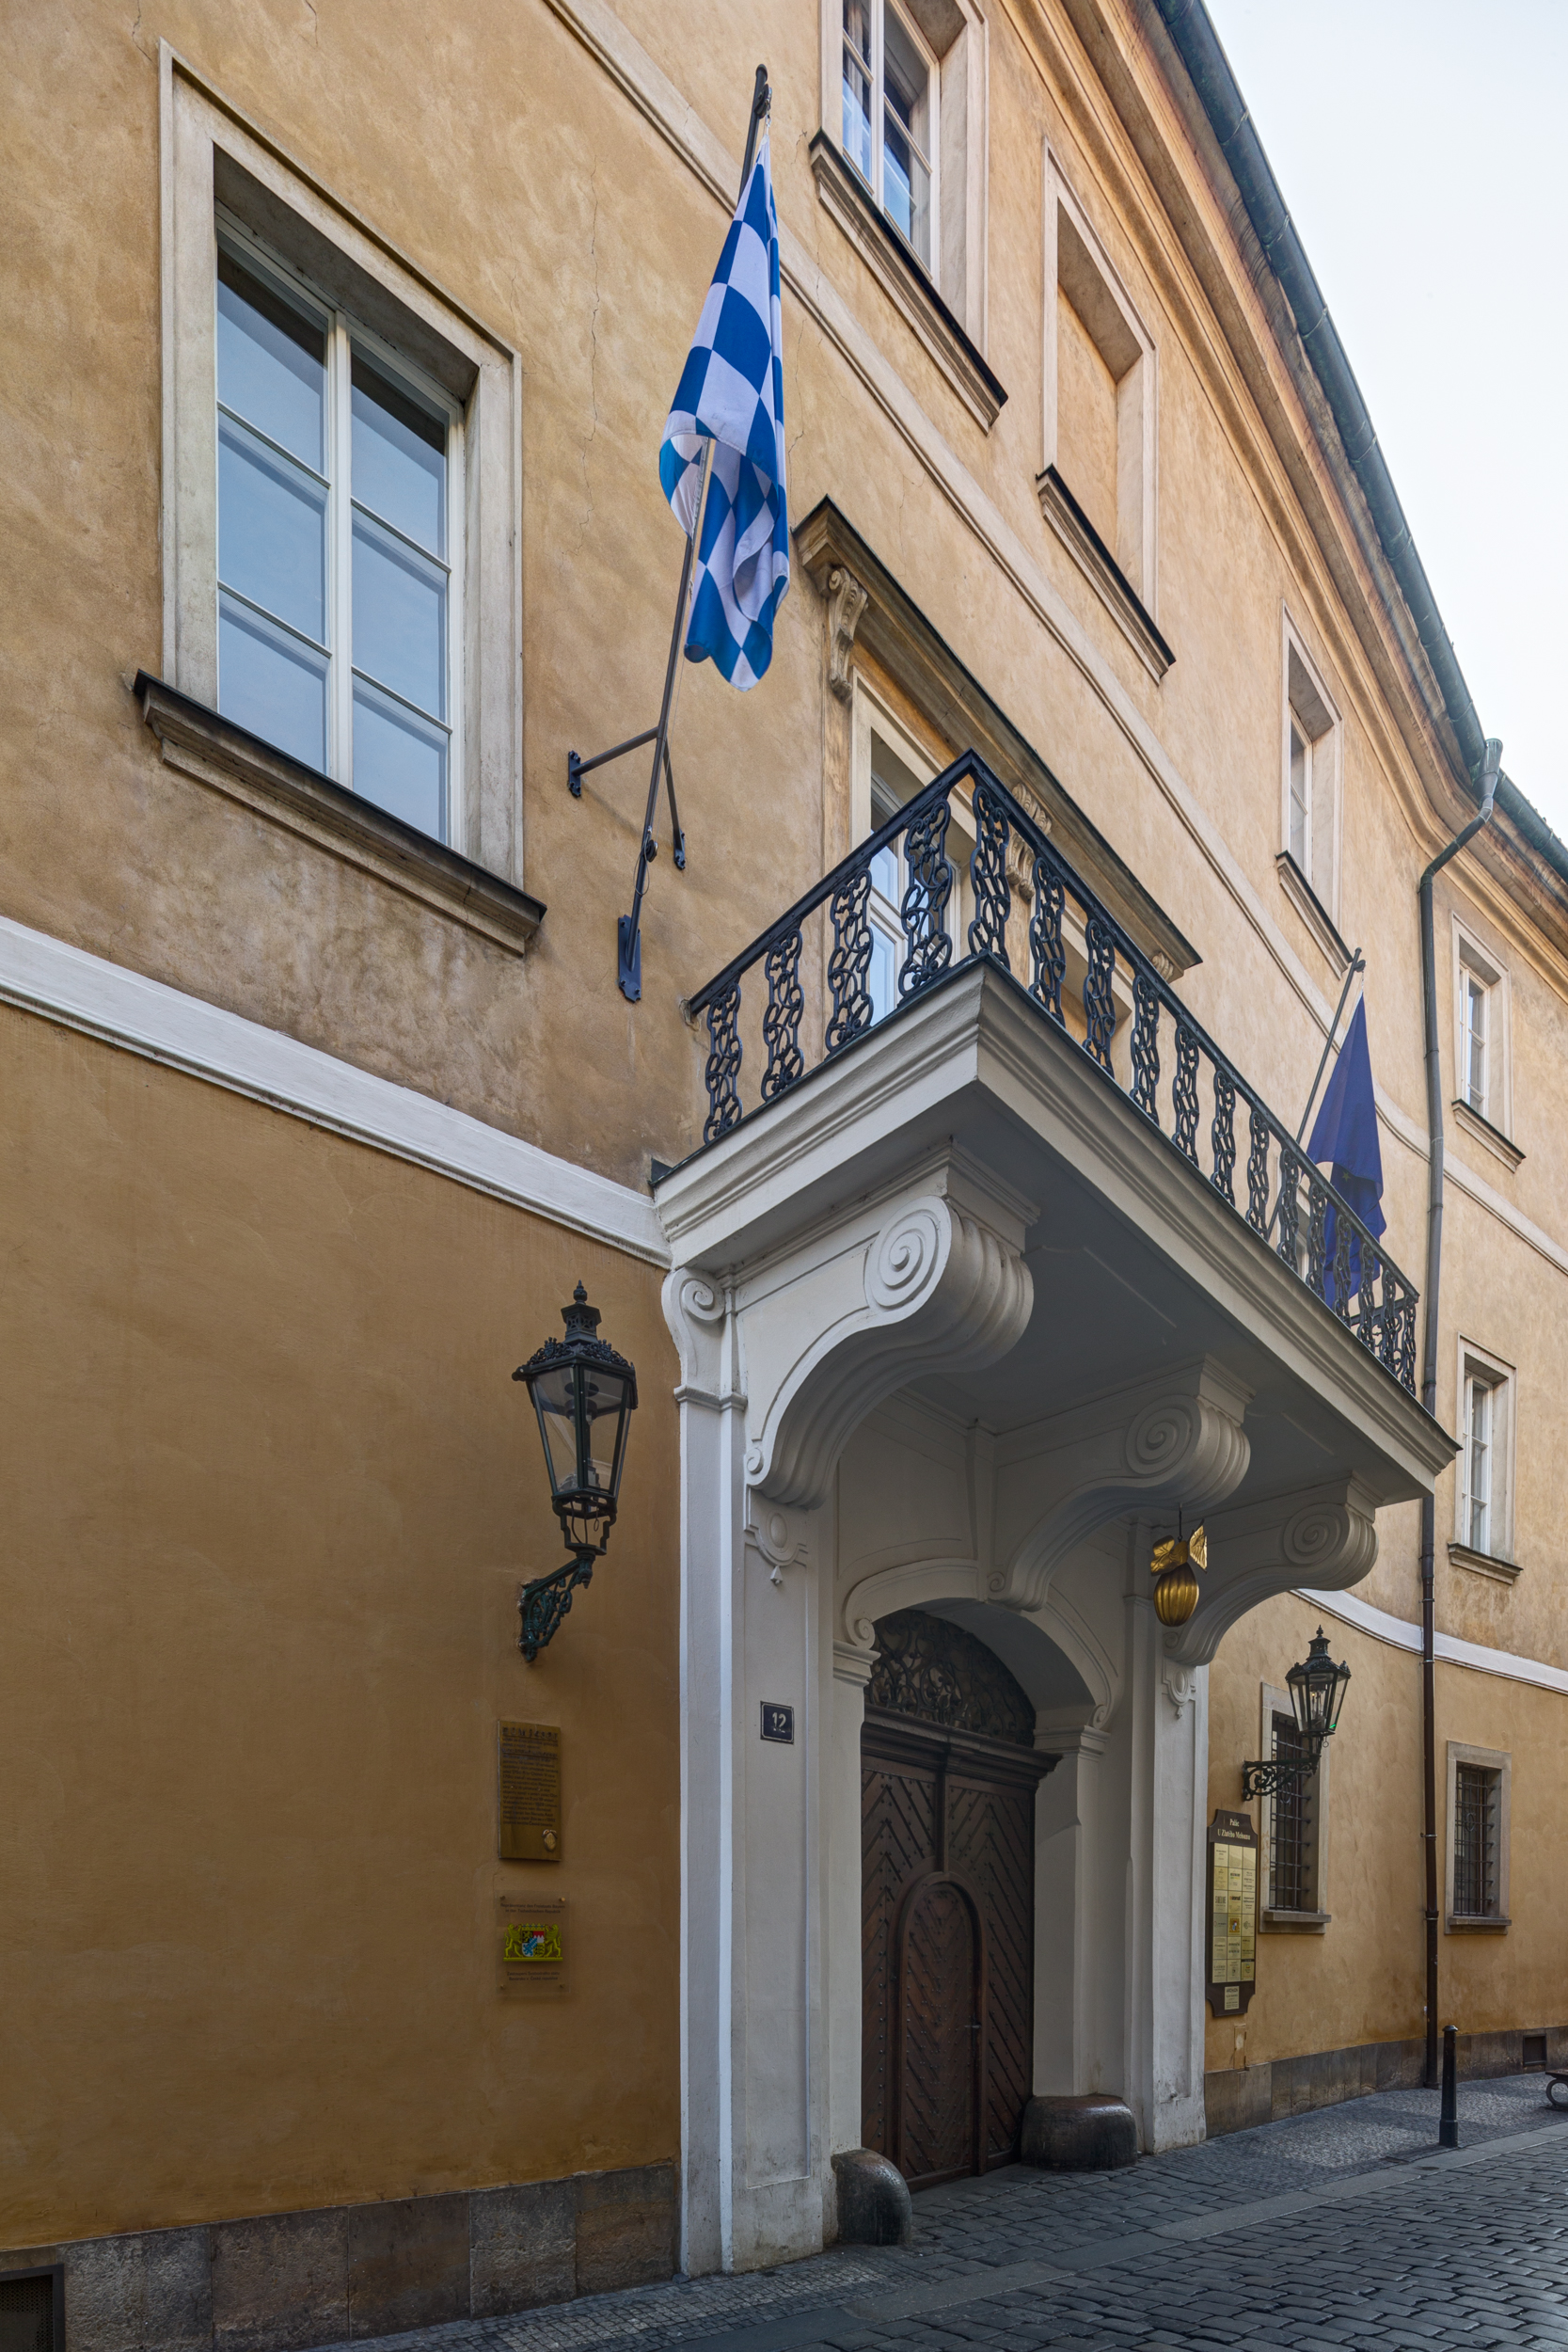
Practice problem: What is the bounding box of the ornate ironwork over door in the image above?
[861,1610,1054,2183]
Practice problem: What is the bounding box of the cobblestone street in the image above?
[324,2077,1568,2352]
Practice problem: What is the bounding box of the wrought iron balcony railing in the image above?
[684,752,1418,1395]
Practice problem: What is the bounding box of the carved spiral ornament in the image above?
[1283,1499,1377,1583]
[867,1204,947,1314]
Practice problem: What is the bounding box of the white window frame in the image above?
[1041,147,1158,611]
[824,0,989,334]
[1277,616,1343,939]
[1258,1677,1331,1930]
[840,0,942,275]
[214,214,465,826]
[1451,918,1513,1144]
[160,46,523,878]
[1454,1339,1515,1567]
[1445,1741,1511,1929]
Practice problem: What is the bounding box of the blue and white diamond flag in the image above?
[658,129,789,691]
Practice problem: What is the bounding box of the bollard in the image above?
[1439,2022,1459,2148]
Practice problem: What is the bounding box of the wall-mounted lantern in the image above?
[1241,1627,1351,1798]
[512,1284,638,1661]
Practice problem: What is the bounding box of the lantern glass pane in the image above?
[531,1363,584,1498]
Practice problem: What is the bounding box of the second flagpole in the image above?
[617,62,771,1003]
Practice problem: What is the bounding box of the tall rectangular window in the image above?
[842,0,938,270]
[1452,1761,1500,1917]
[1463,971,1488,1113]
[1268,1711,1314,1912]
[1465,1373,1493,1553]
[1289,717,1310,873]
[215,227,459,841]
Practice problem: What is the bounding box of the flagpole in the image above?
[618,62,772,1003]
[1264,946,1365,1242]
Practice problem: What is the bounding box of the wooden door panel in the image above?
[861,1758,937,2154]
[948,1777,1035,2163]
[898,1879,977,2186]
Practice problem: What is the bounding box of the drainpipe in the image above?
[1417,735,1502,2086]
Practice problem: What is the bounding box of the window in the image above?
[1259,1678,1329,1927]
[215,229,458,836]
[161,52,524,880]
[1038,151,1162,674]
[1455,1343,1514,1566]
[850,679,972,1024]
[842,0,938,269]
[1268,1712,1314,1911]
[1276,628,1342,943]
[1446,1742,1511,1927]
[1450,923,1513,1152]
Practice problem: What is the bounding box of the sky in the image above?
[1202,0,1568,834]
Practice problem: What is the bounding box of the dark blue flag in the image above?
[1307,995,1384,1295]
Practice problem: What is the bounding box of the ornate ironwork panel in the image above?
[868,1608,1035,1746]
[1210,1067,1237,1204]
[1307,1177,1328,1298]
[760,927,805,1102]
[1246,1103,1271,1233]
[1330,1218,1354,1321]
[1029,860,1066,1022]
[1276,1145,1302,1264]
[826,866,875,1052]
[703,985,743,1143]
[966,781,1012,968]
[1355,1246,1382,1350]
[1131,972,1161,1118]
[1173,1022,1200,1162]
[899,797,955,996]
[1083,914,1117,1070]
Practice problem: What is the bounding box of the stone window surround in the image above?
[816,0,994,430]
[795,496,1199,984]
[1452,1335,1517,1576]
[1451,913,1519,1167]
[1278,612,1345,950]
[1039,144,1161,662]
[159,43,525,889]
[1258,1676,1332,1932]
[1444,1740,1512,1931]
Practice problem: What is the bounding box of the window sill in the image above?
[1275,851,1351,975]
[1035,467,1174,685]
[1451,1098,1524,1172]
[807,133,1006,435]
[1447,1914,1511,1932]
[1448,1541,1521,1585]
[135,675,544,957]
[1261,1907,1331,1931]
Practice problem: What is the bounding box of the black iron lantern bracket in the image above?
[1240,1750,1322,1803]
[512,1285,638,1662]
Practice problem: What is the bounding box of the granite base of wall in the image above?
[1206,2024,1568,2137]
[0,2162,676,2352]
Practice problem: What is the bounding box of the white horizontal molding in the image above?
[0,917,668,1267]
[1296,1583,1568,1697]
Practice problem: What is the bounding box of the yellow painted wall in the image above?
[0,1004,679,2246]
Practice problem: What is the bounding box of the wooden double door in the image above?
[861,1708,1049,2187]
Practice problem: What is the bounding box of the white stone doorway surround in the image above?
[655,965,1451,2280]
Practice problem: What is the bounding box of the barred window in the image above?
[1453,1761,1501,1917]
[1269,1710,1315,1912]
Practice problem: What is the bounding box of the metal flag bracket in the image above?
[563,62,771,1005]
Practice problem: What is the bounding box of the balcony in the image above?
[678,750,1418,1396]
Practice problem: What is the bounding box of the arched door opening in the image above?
[861,1609,1055,2185]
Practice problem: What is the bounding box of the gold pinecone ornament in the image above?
[1150,1524,1206,1626]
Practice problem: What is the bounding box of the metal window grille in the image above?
[1453,1761,1499,1916]
[1269,1710,1314,1911]
[0,2267,63,2352]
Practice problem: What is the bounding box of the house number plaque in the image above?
[498,1721,562,1861]
[1205,1808,1258,2016]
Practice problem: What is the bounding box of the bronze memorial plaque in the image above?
[498,1895,567,1994]
[498,1720,562,1862]
[1205,1806,1259,2016]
